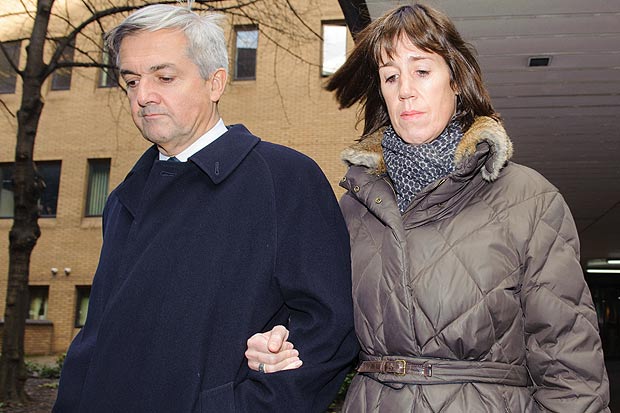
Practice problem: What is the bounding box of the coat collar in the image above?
[340,116,513,182]
[189,124,260,184]
[115,124,260,217]
[339,117,514,228]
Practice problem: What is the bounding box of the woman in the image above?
[246,4,610,411]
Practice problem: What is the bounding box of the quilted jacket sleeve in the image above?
[521,191,610,412]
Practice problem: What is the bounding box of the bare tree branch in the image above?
[271,45,291,125]
[0,99,16,118]
[285,0,321,40]
[0,42,23,77]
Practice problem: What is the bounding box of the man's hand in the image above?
[245,325,302,373]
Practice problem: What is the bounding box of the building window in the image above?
[28,286,49,320]
[37,161,62,217]
[85,158,110,216]
[98,42,118,88]
[51,38,75,90]
[0,161,61,218]
[234,25,258,80]
[0,41,21,94]
[321,21,347,77]
[75,286,91,327]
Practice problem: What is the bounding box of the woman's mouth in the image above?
[400,110,424,120]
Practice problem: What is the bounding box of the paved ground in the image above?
[0,377,57,413]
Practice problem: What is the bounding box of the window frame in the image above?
[27,285,49,321]
[321,20,348,77]
[0,40,21,94]
[50,37,75,91]
[98,40,118,88]
[74,285,91,328]
[84,158,111,217]
[233,25,259,81]
[0,160,62,219]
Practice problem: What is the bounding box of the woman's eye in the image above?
[416,70,430,77]
[384,74,398,83]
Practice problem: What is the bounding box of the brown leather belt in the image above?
[358,360,432,377]
[357,354,532,387]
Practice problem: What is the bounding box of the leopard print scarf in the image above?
[382,120,463,213]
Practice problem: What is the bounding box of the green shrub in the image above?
[26,353,66,379]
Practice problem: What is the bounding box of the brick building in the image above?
[0,0,358,355]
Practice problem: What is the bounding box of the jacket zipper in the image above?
[402,177,448,215]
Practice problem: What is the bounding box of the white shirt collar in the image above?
[158,119,228,162]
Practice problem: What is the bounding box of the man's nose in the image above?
[136,79,159,107]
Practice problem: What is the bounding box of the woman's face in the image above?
[379,36,457,145]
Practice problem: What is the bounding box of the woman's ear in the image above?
[450,79,460,96]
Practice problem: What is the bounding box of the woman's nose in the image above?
[398,74,416,100]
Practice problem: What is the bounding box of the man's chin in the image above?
[140,132,170,146]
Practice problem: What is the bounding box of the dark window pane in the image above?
[75,286,91,327]
[0,41,21,94]
[28,286,49,320]
[236,48,257,80]
[51,38,75,91]
[85,159,110,216]
[234,26,258,80]
[0,161,62,218]
[37,161,61,217]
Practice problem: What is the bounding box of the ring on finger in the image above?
[258,363,266,373]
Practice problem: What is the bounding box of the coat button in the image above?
[375,197,382,204]
[353,185,360,192]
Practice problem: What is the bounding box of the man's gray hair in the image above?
[105,4,228,79]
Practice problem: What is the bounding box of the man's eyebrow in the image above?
[150,63,176,72]
[120,63,177,76]
[120,68,137,76]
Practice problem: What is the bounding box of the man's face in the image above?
[119,29,225,156]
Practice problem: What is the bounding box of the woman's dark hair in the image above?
[326,3,500,138]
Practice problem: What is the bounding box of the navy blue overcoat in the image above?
[54,124,358,412]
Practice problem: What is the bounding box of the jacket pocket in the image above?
[200,381,235,412]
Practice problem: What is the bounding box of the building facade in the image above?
[0,0,358,354]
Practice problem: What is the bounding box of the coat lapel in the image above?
[190,124,260,185]
[115,146,159,219]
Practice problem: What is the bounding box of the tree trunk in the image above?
[0,0,53,403]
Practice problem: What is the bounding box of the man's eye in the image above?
[160,76,174,83]
[125,79,138,88]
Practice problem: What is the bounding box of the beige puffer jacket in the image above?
[339,117,610,412]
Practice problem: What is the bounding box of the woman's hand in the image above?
[245,325,303,373]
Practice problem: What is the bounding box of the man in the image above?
[54,4,358,412]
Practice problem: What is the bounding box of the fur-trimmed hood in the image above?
[340,116,513,182]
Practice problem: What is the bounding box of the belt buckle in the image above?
[423,363,433,377]
[394,359,407,375]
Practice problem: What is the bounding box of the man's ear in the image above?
[209,68,227,103]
